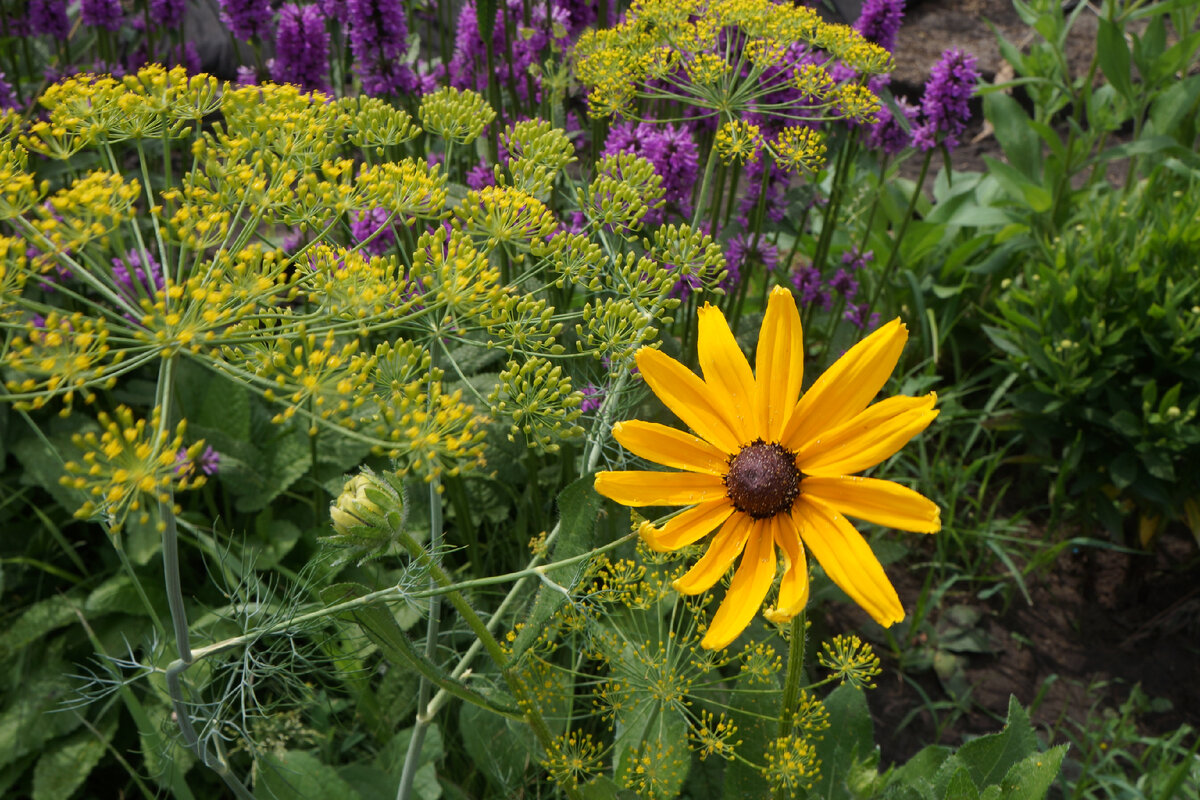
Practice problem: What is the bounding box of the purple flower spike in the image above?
[81,0,123,31]
[219,0,274,41]
[149,0,186,29]
[855,0,905,53]
[916,48,979,151]
[272,4,331,92]
[28,0,70,39]
[348,0,418,97]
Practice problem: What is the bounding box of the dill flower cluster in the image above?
[575,0,893,134]
[59,406,206,532]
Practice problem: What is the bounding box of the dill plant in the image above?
[0,2,1075,799]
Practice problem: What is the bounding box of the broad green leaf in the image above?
[32,714,118,800]
[374,724,444,800]
[257,750,362,800]
[613,702,689,798]
[998,744,1066,799]
[955,697,1038,788]
[0,672,82,770]
[0,593,76,662]
[232,419,313,512]
[810,684,874,800]
[984,93,1041,180]
[886,743,952,790]
[459,690,537,793]
[940,765,980,800]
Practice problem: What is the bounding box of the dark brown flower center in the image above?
[724,439,802,519]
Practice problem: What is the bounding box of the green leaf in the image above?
[954,697,1038,788]
[940,766,980,800]
[9,424,92,517]
[997,744,1066,799]
[1097,18,1135,104]
[510,474,601,658]
[612,703,689,798]
[250,508,302,569]
[0,593,76,662]
[459,691,536,793]
[197,371,251,441]
[1109,452,1139,489]
[374,724,444,800]
[32,714,117,800]
[257,750,362,800]
[810,684,875,799]
[887,744,953,787]
[319,583,514,717]
[984,94,1041,180]
[0,672,82,770]
[231,420,313,512]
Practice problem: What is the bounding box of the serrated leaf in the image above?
[940,765,980,800]
[233,421,313,512]
[257,750,362,800]
[955,697,1038,788]
[32,714,117,800]
[998,744,1066,799]
[0,593,77,662]
[810,684,874,799]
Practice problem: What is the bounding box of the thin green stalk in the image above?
[690,130,722,231]
[777,612,808,748]
[871,148,933,313]
[396,478,444,800]
[811,132,859,277]
[393,527,582,800]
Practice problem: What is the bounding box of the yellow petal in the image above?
[794,393,935,467]
[802,476,940,533]
[697,303,758,444]
[764,513,809,624]
[636,346,742,454]
[594,470,726,507]
[613,420,730,475]
[673,512,752,595]
[781,317,908,452]
[642,498,736,552]
[756,287,804,443]
[793,496,904,627]
[701,520,777,650]
[801,398,939,477]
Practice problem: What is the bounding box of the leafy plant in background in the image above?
[985,174,1200,542]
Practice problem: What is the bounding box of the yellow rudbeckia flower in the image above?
[594,286,940,650]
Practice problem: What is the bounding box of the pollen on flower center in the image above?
[724,439,802,519]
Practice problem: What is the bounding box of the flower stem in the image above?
[872,148,933,313]
[396,477,444,800]
[777,611,808,740]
